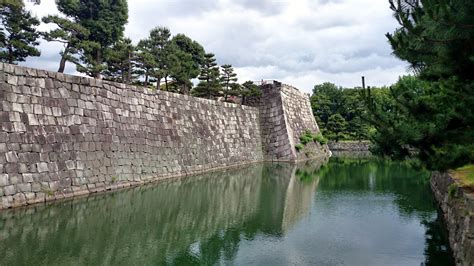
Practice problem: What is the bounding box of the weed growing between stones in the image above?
[40,186,54,196]
[448,183,458,199]
[295,143,304,152]
[295,130,328,152]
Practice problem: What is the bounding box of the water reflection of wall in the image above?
[0,159,326,265]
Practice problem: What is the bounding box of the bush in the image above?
[312,133,328,145]
[295,143,304,152]
[300,130,314,145]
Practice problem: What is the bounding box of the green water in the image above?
[0,158,454,265]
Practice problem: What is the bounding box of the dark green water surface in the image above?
[0,158,454,265]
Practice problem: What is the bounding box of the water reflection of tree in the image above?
[317,157,434,216]
[317,157,454,265]
[421,215,455,266]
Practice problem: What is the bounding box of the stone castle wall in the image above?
[0,64,327,209]
[431,172,474,266]
[328,141,371,152]
[252,82,329,161]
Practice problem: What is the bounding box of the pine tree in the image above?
[147,27,172,89]
[326,114,348,142]
[241,81,261,105]
[362,0,474,170]
[0,3,40,64]
[193,53,221,99]
[41,15,89,73]
[135,39,157,87]
[55,0,128,78]
[1,0,23,7]
[169,34,205,94]
[220,64,238,101]
[103,37,135,83]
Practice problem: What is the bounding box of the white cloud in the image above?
[23,0,409,93]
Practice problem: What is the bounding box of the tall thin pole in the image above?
[362,76,366,89]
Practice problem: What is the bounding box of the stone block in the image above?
[17,183,31,192]
[26,114,39,125]
[0,174,8,186]
[0,143,6,153]
[3,185,15,196]
[5,151,18,163]
[11,103,23,112]
[37,162,49,173]
[31,182,41,192]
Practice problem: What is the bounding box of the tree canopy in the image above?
[362,0,474,171]
[0,3,40,64]
[55,0,128,78]
[192,53,221,99]
[169,34,205,94]
[311,82,374,142]
[41,14,89,72]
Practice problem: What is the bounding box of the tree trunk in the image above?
[93,49,102,79]
[58,56,67,73]
[127,53,132,84]
[224,82,229,101]
[58,44,70,73]
[156,77,161,90]
[145,70,149,86]
[165,76,168,91]
[8,45,13,64]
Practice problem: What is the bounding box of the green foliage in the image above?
[103,37,135,84]
[135,39,157,87]
[135,26,177,90]
[296,130,327,152]
[41,14,89,73]
[0,3,40,64]
[0,0,23,7]
[299,131,314,145]
[55,0,128,78]
[448,183,458,199]
[326,114,348,142]
[295,143,304,152]
[313,133,328,145]
[147,26,173,89]
[241,81,262,105]
[192,53,221,99]
[386,0,474,81]
[311,82,374,141]
[169,33,205,94]
[295,169,315,183]
[361,0,474,171]
[220,64,239,101]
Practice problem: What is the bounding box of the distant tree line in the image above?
[310,82,387,142]
[0,0,261,103]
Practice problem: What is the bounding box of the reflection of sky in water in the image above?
[0,158,454,265]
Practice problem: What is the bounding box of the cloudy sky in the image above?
[23,0,409,93]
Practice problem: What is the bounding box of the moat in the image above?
[0,158,454,265]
